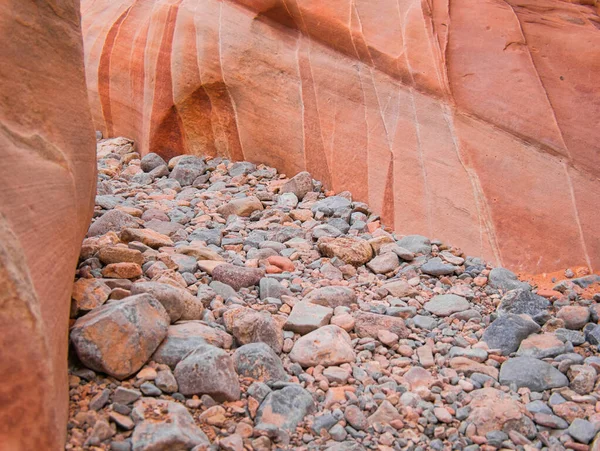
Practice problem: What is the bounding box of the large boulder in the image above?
[81,0,600,272]
[70,294,170,379]
[0,0,96,447]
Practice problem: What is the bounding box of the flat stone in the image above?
[71,294,169,379]
[381,280,419,298]
[289,325,355,367]
[311,196,352,215]
[367,252,400,274]
[88,210,139,237]
[499,357,569,391]
[488,268,530,291]
[131,398,210,450]
[317,236,373,266]
[482,314,540,355]
[305,286,357,308]
[516,333,570,359]
[497,289,549,321]
[121,228,173,248]
[449,357,499,379]
[284,302,333,335]
[233,342,288,383]
[424,294,470,317]
[396,235,432,255]
[421,257,457,276]
[568,418,596,444]
[368,400,401,426]
[174,342,240,401]
[70,278,111,316]
[98,246,144,265]
[217,196,263,218]
[413,315,438,330]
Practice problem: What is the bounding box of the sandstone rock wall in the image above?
[0,1,96,449]
[81,0,600,273]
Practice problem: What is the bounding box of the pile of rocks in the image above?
[67,137,600,451]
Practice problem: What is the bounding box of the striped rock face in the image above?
[0,0,96,449]
[81,0,600,272]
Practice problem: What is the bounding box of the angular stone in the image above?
[488,268,530,291]
[354,312,409,339]
[255,385,315,432]
[259,277,291,300]
[317,236,373,266]
[483,314,540,355]
[174,342,241,401]
[289,325,355,367]
[516,333,570,359]
[71,278,111,316]
[152,321,233,368]
[212,264,265,291]
[284,302,333,335]
[449,357,499,379]
[311,196,352,215]
[568,418,596,444]
[217,196,263,218]
[568,365,596,395]
[222,307,283,353]
[70,294,169,379]
[169,155,206,186]
[424,294,470,317]
[381,280,419,298]
[368,400,401,426]
[304,286,357,308]
[98,246,144,265]
[101,262,142,279]
[497,289,549,320]
[121,228,173,249]
[499,357,569,391]
[131,398,210,450]
[280,171,313,200]
[468,388,526,436]
[233,342,288,383]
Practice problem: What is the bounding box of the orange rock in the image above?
[102,262,143,279]
[266,255,295,272]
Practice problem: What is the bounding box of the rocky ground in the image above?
[66,137,600,451]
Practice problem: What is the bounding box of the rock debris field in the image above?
[68,137,600,451]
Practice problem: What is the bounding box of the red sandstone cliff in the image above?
[81,0,600,272]
[0,1,96,449]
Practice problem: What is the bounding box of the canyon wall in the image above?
[0,1,96,449]
[81,0,600,273]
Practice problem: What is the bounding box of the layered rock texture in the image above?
[0,0,96,449]
[81,0,600,273]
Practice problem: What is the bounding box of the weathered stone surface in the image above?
[289,325,355,367]
[354,312,409,339]
[212,264,265,291]
[483,314,540,355]
[174,343,241,401]
[280,171,313,200]
[88,210,138,237]
[284,302,333,335]
[70,294,169,379]
[121,228,174,248]
[152,321,233,368]
[500,357,569,391]
[71,278,111,316]
[497,289,549,320]
[222,307,283,353]
[217,196,263,218]
[255,385,315,433]
[424,294,470,317]
[233,343,288,383]
[131,281,203,323]
[304,286,357,309]
[81,0,600,273]
[468,388,526,436]
[132,398,210,450]
[317,236,373,267]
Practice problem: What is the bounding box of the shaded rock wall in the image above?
[0,0,96,449]
[81,0,600,273]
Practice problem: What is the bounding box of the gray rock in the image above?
[488,268,530,291]
[396,235,431,255]
[421,257,456,276]
[568,418,596,444]
[555,328,585,345]
[131,398,210,451]
[130,281,196,323]
[499,357,569,391]
[71,294,169,379]
[311,412,338,433]
[174,342,240,401]
[285,302,333,335]
[88,210,138,237]
[152,321,233,369]
[585,324,600,345]
[259,277,291,300]
[526,400,552,415]
[233,342,288,383]
[155,369,178,393]
[325,443,366,451]
[305,286,357,308]
[229,161,256,177]
[212,264,265,291]
[424,294,470,317]
[413,315,438,330]
[571,274,600,288]
[312,224,342,239]
[113,387,142,405]
[140,382,161,397]
[497,289,549,321]
[222,307,284,353]
[482,314,540,355]
[255,385,315,432]
[209,280,237,300]
[311,196,352,215]
[169,156,206,186]
[140,153,167,173]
